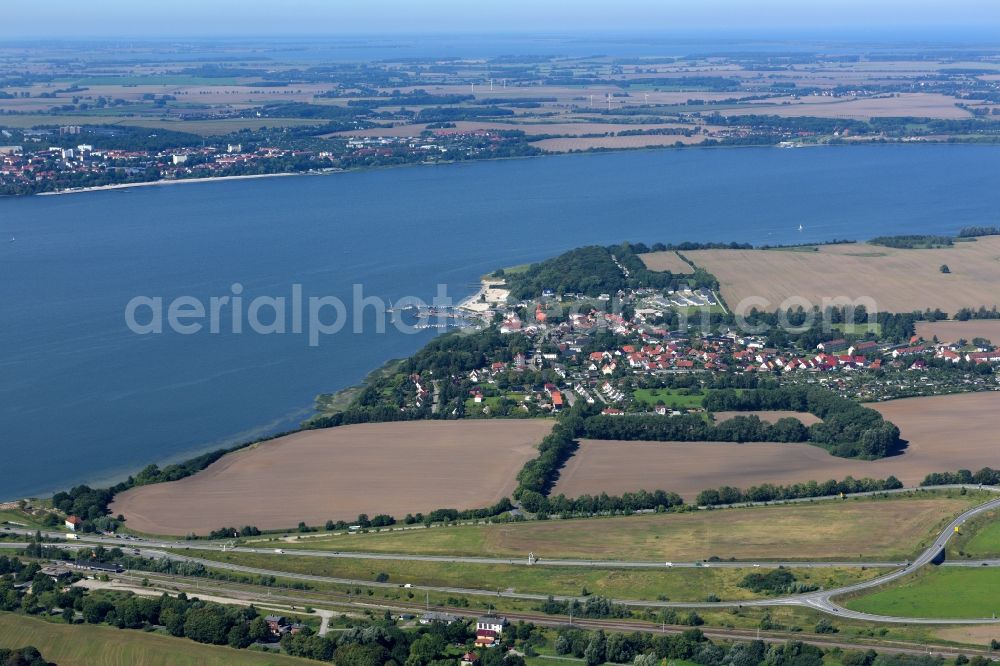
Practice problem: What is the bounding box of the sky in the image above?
[4,0,1000,39]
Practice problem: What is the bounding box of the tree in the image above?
[335,642,387,666]
[183,606,231,645]
[814,618,838,634]
[160,605,186,637]
[81,597,114,624]
[584,630,607,666]
[228,621,253,649]
[248,616,271,643]
[606,633,635,663]
[406,634,445,666]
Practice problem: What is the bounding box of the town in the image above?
[387,274,1000,422]
[0,126,539,195]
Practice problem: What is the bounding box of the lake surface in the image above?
[3,144,1000,499]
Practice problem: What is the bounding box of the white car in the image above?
[664,562,673,567]
[274,549,284,554]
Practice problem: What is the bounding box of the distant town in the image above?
[6,41,1000,195]
[0,125,539,195]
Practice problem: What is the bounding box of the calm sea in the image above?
[2,144,1000,499]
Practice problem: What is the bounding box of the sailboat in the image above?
[798,224,804,232]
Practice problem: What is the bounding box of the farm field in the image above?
[717,92,970,119]
[110,420,552,536]
[187,550,879,602]
[831,322,883,336]
[683,237,1000,315]
[711,411,821,425]
[273,492,977,561]
[842,568,1000,619]
[639,251,694,274]
[0,114,325,135]
[333,121,699,138]
[554,392,1000,500]
[915,319,1000,344]
[0,612,312,666]
[532,134,707,152]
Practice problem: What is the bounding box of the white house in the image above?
[476,616,507,635]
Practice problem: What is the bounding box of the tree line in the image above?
[518,474,903,515]
[582,413,811,445]
[695,476,903,506]
[869,235,953,249]
[922,468,1000,486]
[703,386,904,459]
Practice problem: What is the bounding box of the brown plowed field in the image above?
[553,393,1000,499]
[915,319,1000,344]
[111,420,552,535]
[712,411,821,425]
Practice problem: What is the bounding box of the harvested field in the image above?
[0,114,327,135]
[712,411,821,425]
[533,134,706,152]
[640,250,694,273]
[553,392,1000,500]
[191,550,878,602]
[718,93,969,120]
[277,492,977,561]
[332,121,697,138]
[915,319,1000,344]
[111,420,552,535]
[684,237,1000,315]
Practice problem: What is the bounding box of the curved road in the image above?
[8,486,1000,623]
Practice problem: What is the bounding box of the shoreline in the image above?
[15,138,1000,200]
[35,171,308,196]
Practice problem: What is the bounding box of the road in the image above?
[6,485,1000,624]
[84,569,1000,661]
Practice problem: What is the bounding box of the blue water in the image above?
[2,144,1000,499]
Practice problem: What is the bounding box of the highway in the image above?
[6,485,1000,624]
[77,570,1000,661]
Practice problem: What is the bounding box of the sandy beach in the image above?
[36,171,308,197]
